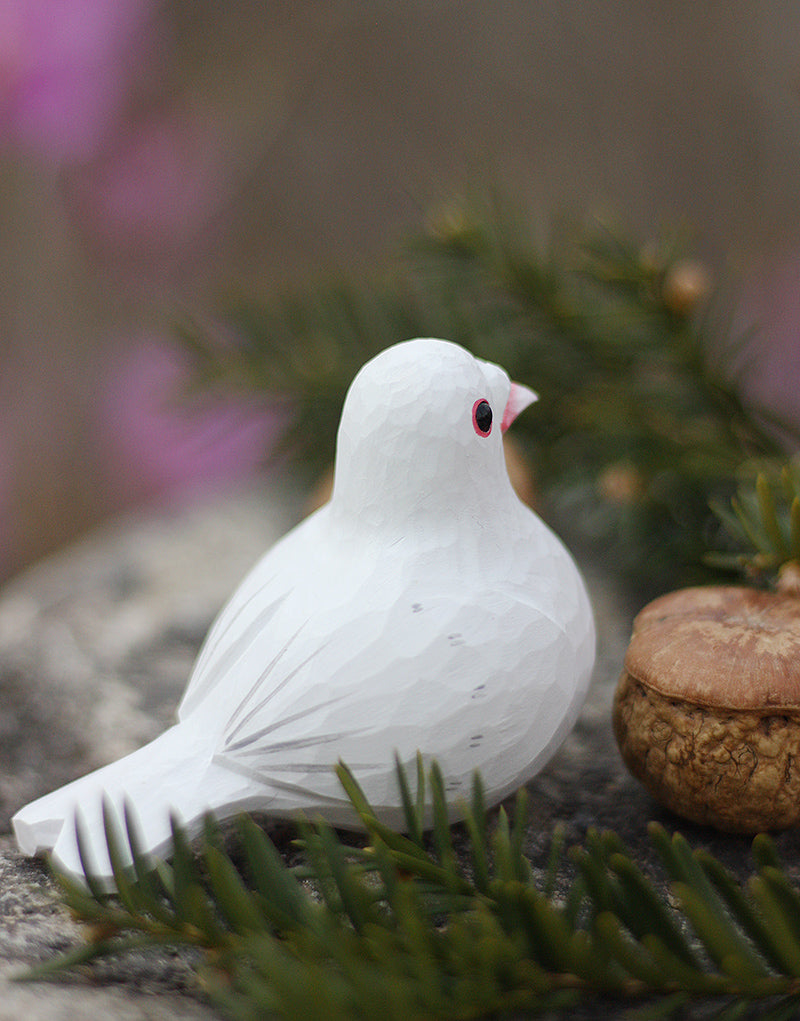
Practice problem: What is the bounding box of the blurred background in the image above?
[2,1,800,584]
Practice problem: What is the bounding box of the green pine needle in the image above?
[21,759,800,1019]
[707,462,800,584]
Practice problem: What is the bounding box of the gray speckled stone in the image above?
[0,482,300,1020]
[0,484,298,832]
[0,835,217,1021]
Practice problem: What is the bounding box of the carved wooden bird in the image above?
[13,338,595,883]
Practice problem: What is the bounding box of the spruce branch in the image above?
[21,758,800,1020]
[707,460,800,586]
[178,197,795,591]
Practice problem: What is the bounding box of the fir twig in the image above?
[706,460,800,584]
[177,197,796,591]
[23,759,800,1020]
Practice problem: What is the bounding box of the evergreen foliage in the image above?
[707,461,800,584]
[26,758,800,1020]
[179,197,793,591]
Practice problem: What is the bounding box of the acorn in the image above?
[613,583,800,832]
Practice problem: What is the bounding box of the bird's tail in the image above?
[12,724,259,887]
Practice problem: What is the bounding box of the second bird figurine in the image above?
[14,338,596,883]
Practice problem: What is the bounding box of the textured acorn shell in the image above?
[613,586,800,832]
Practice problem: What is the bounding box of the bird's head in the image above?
[330,338,536,533]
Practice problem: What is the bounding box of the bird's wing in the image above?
[206,573,593,826]
[177,509,329,720]
[177,500,594,826]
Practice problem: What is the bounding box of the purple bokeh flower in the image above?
[0,0,153,163]
[73,109,226,252]
[97,339,287,507]
[735,253,800,446]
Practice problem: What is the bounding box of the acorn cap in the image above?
[624,585,800,711]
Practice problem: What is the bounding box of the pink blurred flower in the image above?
[1,3,226,256]
[72,109,226,251]
[735,253,800,445]
[97,339,287,507]
[0,0,153,163]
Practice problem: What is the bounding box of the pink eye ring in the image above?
[472,399,493,436]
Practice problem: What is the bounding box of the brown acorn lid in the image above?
[623,586,800,710]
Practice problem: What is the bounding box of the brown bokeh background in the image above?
[3,2,800,581]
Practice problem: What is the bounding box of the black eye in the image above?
[472,399,492,436]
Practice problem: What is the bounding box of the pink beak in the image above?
[501,381,538,433]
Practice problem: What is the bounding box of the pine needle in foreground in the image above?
[23,759,800,1020]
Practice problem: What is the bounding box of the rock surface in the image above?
[0,485,297,832]
[0,831,217,1021]
[0,483,298,1020]
[3,479,798,1018]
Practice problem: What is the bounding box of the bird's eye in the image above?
[472,399,493,436]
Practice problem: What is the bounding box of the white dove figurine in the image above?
[13,338,595,883]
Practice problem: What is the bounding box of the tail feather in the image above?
[12,724,257,885]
